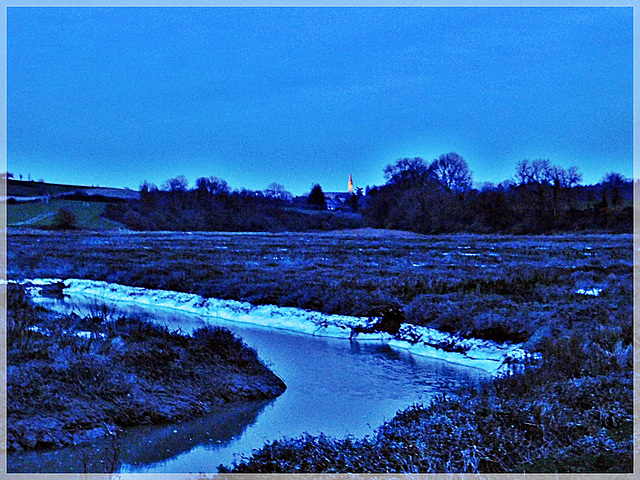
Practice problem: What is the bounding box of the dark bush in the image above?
[51,208,79,230]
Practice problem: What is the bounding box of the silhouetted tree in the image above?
[601,172,627,206]
[511,159,585,231]
[162,176,189,192]
[515,159,552,185]
[139,180,158,193]
[429,152,472,194]
[307,184,327,210]
[196,176,230,196]
[547,164,582,214]
[348,187,364,212]
[383,157,432,187]
[264,183,293,201]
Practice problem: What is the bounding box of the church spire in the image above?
[348,174,353,194]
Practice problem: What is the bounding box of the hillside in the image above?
[5,179,139,200]
[6,199,125,229]
[4,180,138,230]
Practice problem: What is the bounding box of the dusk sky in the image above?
[7,6,633,195]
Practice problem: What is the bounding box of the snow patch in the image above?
[3,278,64,286]
[26,278,533,376]
[575,287,603,296]
[411,262,430,267]
[3,278,64,296]
[27,325,106,340]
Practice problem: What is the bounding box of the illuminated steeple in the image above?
[348,174,354,194]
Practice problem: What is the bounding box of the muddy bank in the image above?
[7,285,286,453]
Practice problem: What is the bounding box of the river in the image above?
[8,290,488,474]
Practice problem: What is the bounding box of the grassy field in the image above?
[7,228,632,341]
[6,200,124,230]
[6,228,634,473]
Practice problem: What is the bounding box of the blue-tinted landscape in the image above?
[5,5,634,475]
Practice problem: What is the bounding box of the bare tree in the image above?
[383,157,431,186]
[162,175,189,192]
[264,183,293,201]
[566,166,583,188]
[546,164,582,189]
[602,172,627,205]
[196,176,230,195]
[139,180,158,193]
[429,152,473,193]
[517,159,581,189]
[546,164,583,212]
[515,159,552,185]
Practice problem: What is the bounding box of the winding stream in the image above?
[9,290,489,474]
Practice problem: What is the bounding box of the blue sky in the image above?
[7,6,633,195]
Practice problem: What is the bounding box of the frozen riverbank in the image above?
[17,278,538,376]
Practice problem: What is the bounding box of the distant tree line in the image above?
[103,176,362,232]
[103,155,632,234]
[363,154,632,234]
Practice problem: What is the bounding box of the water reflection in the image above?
[8,393,272,473]
[120,399,272,467]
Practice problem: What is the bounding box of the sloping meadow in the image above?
[7,229,634,472]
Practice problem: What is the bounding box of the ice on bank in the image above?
[22,278,536,376]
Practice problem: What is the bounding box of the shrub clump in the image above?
[51,208,79,230]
